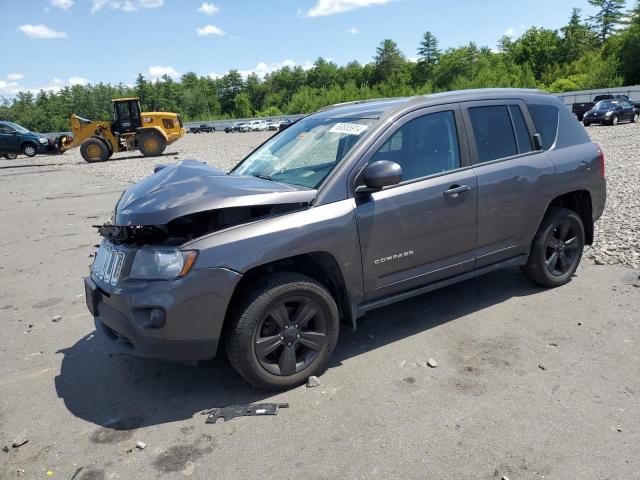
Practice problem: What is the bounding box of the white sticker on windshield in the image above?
[329,123,369,136]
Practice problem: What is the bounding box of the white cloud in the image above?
[51,0,73,9]
[91,0,162,14]
[18,24,67,39]
[148,65,179,79]
[68,76,90,86]
[6,73,24,81]
[0,81,20,95]
[196,24,225,36]
[504,27,515,37]
[0,76,93,96]
[347,27,359,34]
[198,2,219,15]
[307,0,393,17]
[212,59,313,80]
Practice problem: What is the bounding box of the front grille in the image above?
[92,241,127,286]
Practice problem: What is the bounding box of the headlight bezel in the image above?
[38,137,48,144]
[129,247,198,280]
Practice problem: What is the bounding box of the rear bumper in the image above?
[86,267,242,362]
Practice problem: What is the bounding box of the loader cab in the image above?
[112,98,142,134]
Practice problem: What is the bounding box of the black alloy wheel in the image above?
[254,296,328,376]
[543,218,581,278]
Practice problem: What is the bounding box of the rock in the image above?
[399,360,406,367]
[51,315,62,322]
[502,476,510,480]
[136,441,146,450]
[11,431,28,448]
[2,446,8,453]
[426,358,438,368]
[306,376,320,388]
[538,363,547,371]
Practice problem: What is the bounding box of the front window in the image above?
[595,101,615,110]
[233,116,376,189]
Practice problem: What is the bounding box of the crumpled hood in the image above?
[115,160,316,226]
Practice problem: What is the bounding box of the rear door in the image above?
[354,104,478,300]
[462,100,556,267]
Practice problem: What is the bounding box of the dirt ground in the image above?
[1,131,639,479]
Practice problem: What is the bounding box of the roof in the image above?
[313,88,549,120]
[112,97,140,102]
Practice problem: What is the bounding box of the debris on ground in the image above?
[538,363,547,371]
[399,359,406,367]
[306,376,320,388]
[136,441,146,450]
[204,403,289,424]
[12,431,29,448]
[51,315,62,322]
[2,446,8,453]
[427,358,438,368]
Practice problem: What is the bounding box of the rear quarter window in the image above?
[528,105,559,150]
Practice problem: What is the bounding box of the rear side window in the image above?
[468,105,517,162]
[527,105,559,150]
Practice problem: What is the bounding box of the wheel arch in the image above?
[222,251,353,344]
[541,190,594,245]
[136,126,169,141]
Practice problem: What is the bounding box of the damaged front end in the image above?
[97,160,315,247]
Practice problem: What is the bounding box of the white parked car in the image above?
[248,120,267,131]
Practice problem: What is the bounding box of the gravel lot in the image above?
[0,125,639,480]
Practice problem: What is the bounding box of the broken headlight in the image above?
[130,247,197,280]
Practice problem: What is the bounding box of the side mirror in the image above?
[533,133,543,151]
[355,160,403,195]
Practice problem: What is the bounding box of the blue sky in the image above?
[1,0,597,96]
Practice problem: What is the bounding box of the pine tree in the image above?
[417,31,441,65]
[373,39,405,84]
[588,0,627,41]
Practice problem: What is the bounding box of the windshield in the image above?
[233,116,376,188]
[595,101,616,110]
[5,122,29,134]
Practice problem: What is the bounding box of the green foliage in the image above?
[2,4,638,132]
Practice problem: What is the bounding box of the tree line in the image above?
[2,0,639,132]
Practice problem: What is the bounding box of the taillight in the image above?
[596,144,605,178]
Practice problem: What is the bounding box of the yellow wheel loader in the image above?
[59,98,186,163]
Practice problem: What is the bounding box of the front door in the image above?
[355,106,478,301]
[0,125,19,152]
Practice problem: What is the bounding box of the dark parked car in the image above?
[572,94,640,121]
[85,89,606,390]
[583,100,639,126]
[225,122,246,133]
[278,118,293,131]
[189,124,214,133]
[0,121,49,157]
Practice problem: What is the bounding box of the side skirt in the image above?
[354,254,529,319]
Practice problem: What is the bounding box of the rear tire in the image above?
[137,130,166,157]
[225,272,339,390]
[522,207,585,288]
[583,121,590,127]
[22,142,37,157]
[80,137,110,163]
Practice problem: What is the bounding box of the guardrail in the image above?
[183,114,306,131]
[556,85,640,106]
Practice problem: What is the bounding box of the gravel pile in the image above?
[584,123,640,270]
[4,123,638,269]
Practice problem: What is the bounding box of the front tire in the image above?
[522,207,585,288]
[632,113,639,124]
[610,115,619,126]
[137,130,166,157]
[225,272,339,390]
[80,137,110,163]
[22,143,37,157]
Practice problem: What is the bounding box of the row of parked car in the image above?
[572,94,640,126]
[224,119,292,133]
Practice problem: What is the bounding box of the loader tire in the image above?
[138,130,166,157]
[80,137,110,163]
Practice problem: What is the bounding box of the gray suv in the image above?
[85,89,606,390]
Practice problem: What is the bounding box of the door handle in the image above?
[443,184,471,197]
